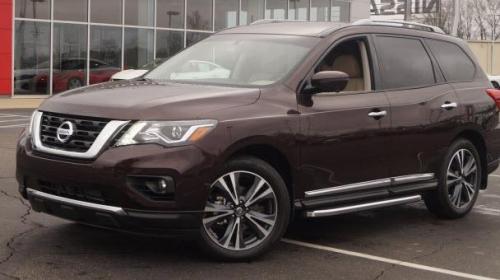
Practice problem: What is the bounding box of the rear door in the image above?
[373,35,460,179]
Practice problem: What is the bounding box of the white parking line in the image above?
[282,239,498,280]
[0,118,29,123]
[482,194,500,199]
[475,205,500,216]
[0,124,27,128]
[0,114,30,118]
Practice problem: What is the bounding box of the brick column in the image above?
[0,0,13,96]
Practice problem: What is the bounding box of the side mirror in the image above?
[310,71,349,93]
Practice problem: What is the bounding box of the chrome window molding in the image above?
[31,111,129,159]
[27,188,126,215]
[305,173,435,198]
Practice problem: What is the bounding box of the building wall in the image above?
[468,41,500,76]
[350,0,370,22]
[0,0,12,96]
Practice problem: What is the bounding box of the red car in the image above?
[33,58,120,93]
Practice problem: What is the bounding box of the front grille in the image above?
[38,180,110,205]
[40,112,110,152]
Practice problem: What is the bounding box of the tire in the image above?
[423,139,482,219]
[67,78,83,90]
[199,156,290,260]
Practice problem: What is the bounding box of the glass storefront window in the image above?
[289,0,309,20]
[125,0,155,26]
[157,0,185,29]
[311,0,330,21]
[186,0,213,31]
[265,0,287,20]
[214,0,238,31]
[91,0,122,24]
[331,0,350,22]
[156,30,184,59]
[15,0,51,19]
[13,0,353,96]
[186,32,211,47]
[124,28,154,69]
[90,26,122,85]
[54,0,88,22]
[14,21,51,95]
[52,23,88,94]
[240,0,265,25]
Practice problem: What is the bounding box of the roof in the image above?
[217,19,447,38]
[217,21,348,37]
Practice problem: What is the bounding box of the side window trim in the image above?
[373,34,440,91]
[301,34,378,95]
[420,39,446,84]
[424,38,477,83]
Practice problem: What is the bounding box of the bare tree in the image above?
[483,0,500,40]
[457,0,475,39]
[471,0,488,39]
[420,0,453,34]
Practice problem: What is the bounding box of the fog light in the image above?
[144,179,167,194]
[128,176,175,201]
[145,178,173,194]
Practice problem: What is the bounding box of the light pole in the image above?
[490,14,500,75]
[404,0,411,21]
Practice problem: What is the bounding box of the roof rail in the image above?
[353,19,445,34]
[250,19,309,25]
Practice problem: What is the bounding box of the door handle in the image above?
[441,102,458,110]
[368,110,387,119]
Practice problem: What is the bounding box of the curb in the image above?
[0,98,43,109]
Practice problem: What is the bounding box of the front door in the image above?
[298,36,392,195]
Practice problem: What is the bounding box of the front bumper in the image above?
[17,133,222,233]
[27,188,200,235]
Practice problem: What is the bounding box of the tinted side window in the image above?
[376,36,435,89]
[426,39,475,82]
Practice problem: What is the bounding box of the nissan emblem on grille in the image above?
[56,121,75,143]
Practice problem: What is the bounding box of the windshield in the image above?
[146,34,319,87]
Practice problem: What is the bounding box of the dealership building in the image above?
[0,0,369,98]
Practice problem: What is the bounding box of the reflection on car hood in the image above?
[39,80,261,120]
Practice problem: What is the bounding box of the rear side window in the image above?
[426,39,475,82]
[375,36,435,89]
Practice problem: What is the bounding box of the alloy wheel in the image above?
[202,171,278,251]
[446,149,479,208]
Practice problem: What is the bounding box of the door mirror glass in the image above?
[311,71,349,93]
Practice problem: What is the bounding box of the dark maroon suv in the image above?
[16,20,500,260]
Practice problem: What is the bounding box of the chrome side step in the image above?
[305,173,434,198]
[306,195,422,218]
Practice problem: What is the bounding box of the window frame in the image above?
[301,34,379,96]
[424,38,477,84]
[372,34,442,92]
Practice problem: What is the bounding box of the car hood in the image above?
[39,80,261,120]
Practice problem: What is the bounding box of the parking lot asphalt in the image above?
[1,109,500,280]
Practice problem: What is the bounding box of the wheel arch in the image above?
[452,129,488,189]
[221,139,296,203]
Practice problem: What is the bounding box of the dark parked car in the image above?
[17,20,500,260]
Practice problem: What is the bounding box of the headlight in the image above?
[28,110,38,136]
[115,120,217,147]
